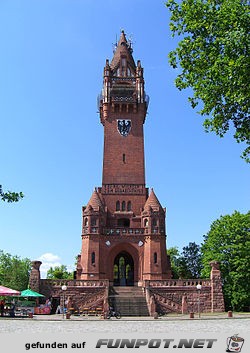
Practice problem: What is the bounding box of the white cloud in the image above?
[36,253,75,279]
[38,253,61,263]
[37,252,62,279]
[66,264,75,273]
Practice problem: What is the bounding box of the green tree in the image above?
[46,265,73,280]
[0,185,24,202]
[201,211,250,311]
[168,246,181,278]
[0,250,31,290]
[166,0,250,162]
[180,242,202,278]
[168,242,202,279]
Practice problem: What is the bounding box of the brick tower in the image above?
[76,31,171,285]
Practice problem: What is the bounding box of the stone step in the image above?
[113,286,143,290]
[109,287,149,316]
[114,297,149,316]
[110,286,145,297]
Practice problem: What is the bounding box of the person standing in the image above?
[0,299,5,316]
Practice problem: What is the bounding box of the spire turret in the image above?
[110,30,135,71]
[85,189,104,212]
[144,188,164,213]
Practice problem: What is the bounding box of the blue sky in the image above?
[0,0,249,278]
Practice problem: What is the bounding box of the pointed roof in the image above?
[144,188,163,212]
[86,189,104,212]
[110,30,136,70]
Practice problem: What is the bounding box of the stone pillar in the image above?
[182,294,188,314]
[29,260,42,292]
[144,283,156,316]
[210,261,225,312]
[149,295,156,317]
[145,282,150,305]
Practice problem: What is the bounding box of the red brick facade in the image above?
[76,31,171,285]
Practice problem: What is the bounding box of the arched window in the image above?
[119,257,125,277]
[91,218,96,226]
[116,201,120,211]
[126,264,131,278]
[152,218,157,227]
[91,252,95,265]
[122,201,126,211]
[84,218,88,226]
[127,201,131,211]
[154,252,157,264]
[144,219,148,227]
[113,264,118,280]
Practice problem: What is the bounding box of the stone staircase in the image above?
[109,286,149,317]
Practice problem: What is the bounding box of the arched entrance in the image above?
[113,251,134,286]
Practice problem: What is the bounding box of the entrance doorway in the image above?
[113,251,134,286]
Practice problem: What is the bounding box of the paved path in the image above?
[0,314,250,333]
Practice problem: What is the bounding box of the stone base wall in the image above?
[29,261,225,315]
[148,286,212,314]
[38,279,108,313]
[144,277,224,315]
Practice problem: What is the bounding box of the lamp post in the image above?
[61,285,67,319]
[196,284,202,318]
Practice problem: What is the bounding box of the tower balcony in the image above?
[111,76,136,83]
[103,227,164,236]
[104,228,144,236]
[97,91,149,110]
[82,226,164,236]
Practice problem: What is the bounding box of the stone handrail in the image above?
[152,291,182,313]
[40,279,109,287]
[75,290,105,311]
[145,279,211,288]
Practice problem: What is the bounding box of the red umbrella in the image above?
[0,285,20,296]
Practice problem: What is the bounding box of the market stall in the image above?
[20,288,48,315]
[0,285,21,317]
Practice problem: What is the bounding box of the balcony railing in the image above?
[104,228,144,235]
[82,227,164,236]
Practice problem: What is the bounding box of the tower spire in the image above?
[110,30,135,70]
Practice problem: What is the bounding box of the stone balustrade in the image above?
[145,279,211,288]
[40,279,109,287]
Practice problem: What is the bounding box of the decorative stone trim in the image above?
[102,184,146,195]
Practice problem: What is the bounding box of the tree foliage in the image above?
[46,265,73,280]
[166,0,250,162]
[168,242,202,279]
[0,250,31,291]
[180,242,202,278]
[167,246,181,278]
[201,211,250,311]
[0,184,24,202]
